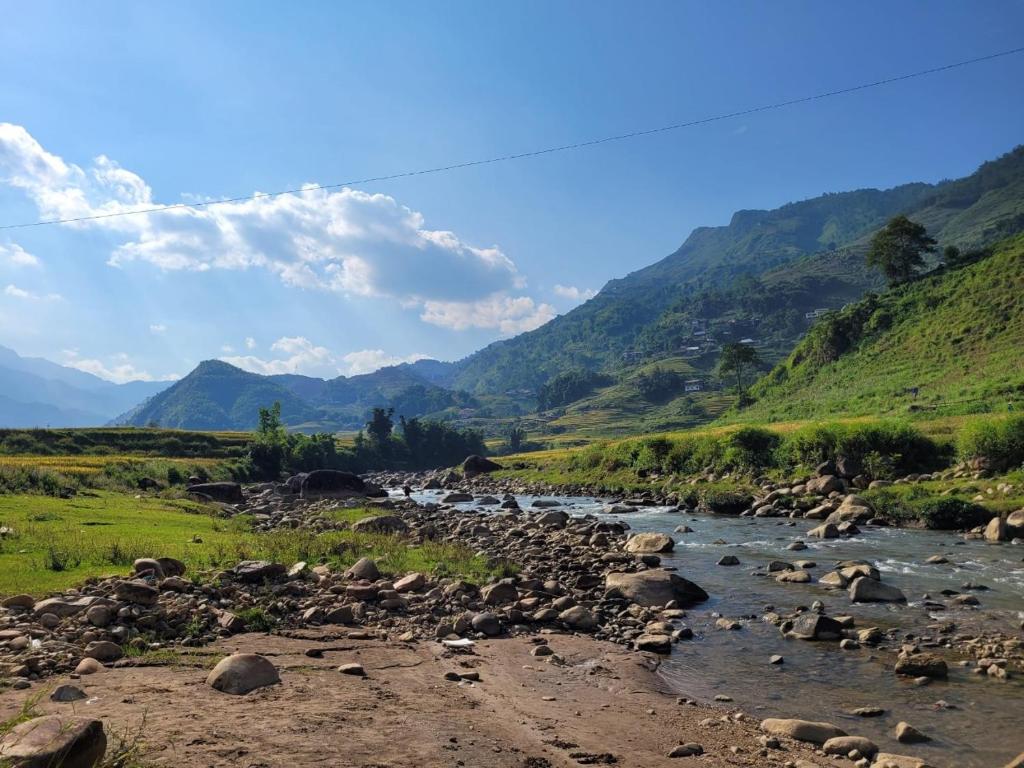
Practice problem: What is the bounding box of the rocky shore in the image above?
[1,470,1022,767]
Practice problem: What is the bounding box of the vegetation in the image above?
[634,366,683,402]
[537,369,613,410]
[866,215,937,284]
[0,492,498,596]
[957,413,1024,470]
[717,343,760,398]
[745,235,1024,420]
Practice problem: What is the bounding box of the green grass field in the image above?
[0,491,496,596]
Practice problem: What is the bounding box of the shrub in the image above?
[722,426,780,471]
[916,497,992,530]
[236,607,278,633]
[958,414,1024,470]
[699,488,752,515]
[778,421,943,475]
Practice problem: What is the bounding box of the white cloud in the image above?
[221,336,336,378]
[221,344,234,353]
[420,295,556,334]
[553,284,597,302]
[340,349,428,376]
[0,123,548,331]
[220,336,429,378]
[0,242,40,267]
[244,337,257,350]
[149,323,166,334]
[4,283,61,301]
[62,350,175,384]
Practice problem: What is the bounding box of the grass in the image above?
[0,492,498,596]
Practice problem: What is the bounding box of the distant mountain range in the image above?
[0,345,170,427]
[8,144,1024,434]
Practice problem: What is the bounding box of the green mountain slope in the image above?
[742,235,1024,421]
[450,146,1024,397]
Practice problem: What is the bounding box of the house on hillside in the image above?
[684,379,704,393]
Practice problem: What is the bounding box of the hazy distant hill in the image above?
[0,345,170,427]
[118,359,475,431]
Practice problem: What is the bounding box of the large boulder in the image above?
[186,482,243,503]
[623,532,675,553]
[984,515,1009,542]
[849,577,906,603]
[32,596,99,619]
[824,736,878,757]
[462,455,503,478]
[894,653,947,679]
[233,560,286,583]
[1007,509,1024,537]
[760,718,847,745]
[789,613,844,641]
[113,580,159,606]
[206,653,280,695]
[872,753,935,768]
[300,470,366,499]
[605,570,708,608]
[807,475,845,495]
[0,715,106,768]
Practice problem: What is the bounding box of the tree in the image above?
[506,423,526,452]
[866,215,936,284]
[718,343,760,396]
[366,407,394,447]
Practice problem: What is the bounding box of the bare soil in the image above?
[0,630,829,768]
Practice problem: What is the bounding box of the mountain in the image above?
[447,145,1024,396]
[0,345,171,427]
[118,359,476,431]
[743,234,1024,420]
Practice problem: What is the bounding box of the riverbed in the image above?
[401,489,1024,766]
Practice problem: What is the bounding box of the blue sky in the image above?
[0,1,1022,382]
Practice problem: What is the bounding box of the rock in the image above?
[531,644,554,657]
[462,455,503,477]
[301,469,371,499]
[852,706,886,717]
[481,582,519,605]
[534,510,569,527]
[324,605,354,625]
[634,634,672,653]
[50,685,88,702]
[233,560,287,583]
[132,557,164,578]
[83,641,122,663]
[819,571,850,589]
[894,654,947,679]
[895,722,930,744]
[471,612,502,636]
[789,614,844,641]
[776,570,812,583]
[206,653,281,695]
[717,555,740,566]
[807,475,845,495]
[668,743,704,757]
[624,533,675,553]
[1003,752,1024,768]
[849,577,906,603]
[394,572,426,593]
[808,523,840,539]
[769,655,784,664]
[0,715,106,768]
[350,515,408,534]
[32,596,98,618]
[984,515,1008,542]
[760,718,847,745]
[337,663,366,677]
[872,752,935,768]
[824,736,878,757]
[74,658,104,675]
[186,481,243,503]
[113,579,159,606]
[441,492,474,503]
[1,594,34,609]
[604,570,709,608]
[218,611,246,633]
[345,557,380,581]
[558,606,597,630]
[85,605,112,627]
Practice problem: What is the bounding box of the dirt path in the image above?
[0,630,829,768]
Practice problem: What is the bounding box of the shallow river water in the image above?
[401,490,1024,766]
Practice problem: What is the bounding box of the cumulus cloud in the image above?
[220,336,428,378]
[0,242,40,267]
[340,349,428,376]
[0,123,546,331]
[553,284,597,302]
[420,295,556,334]
[4,283,61,301]
[149,323,166,334]
[244,337,257,350]
[62,350,174,383]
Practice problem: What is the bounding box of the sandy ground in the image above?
[0,630,832,768]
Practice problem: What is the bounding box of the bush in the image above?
[723,426,780,471]
[699,488,752,515]
[916,497,992,530]
[958,414,1024,470]
[778,420,943,475]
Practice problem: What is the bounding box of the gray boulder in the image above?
[605,570,708,607]
[0,715,106,768]
[186,482,243,503]
[206,653,280,695]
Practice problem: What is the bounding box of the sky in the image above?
[0,1,1022,383]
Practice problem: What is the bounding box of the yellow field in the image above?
[0,454,225,479]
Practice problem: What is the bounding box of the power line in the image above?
[2,45,1022,232]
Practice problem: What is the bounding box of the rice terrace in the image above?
[1,4,1023,768]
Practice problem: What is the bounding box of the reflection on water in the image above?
[398,489,1024,766]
